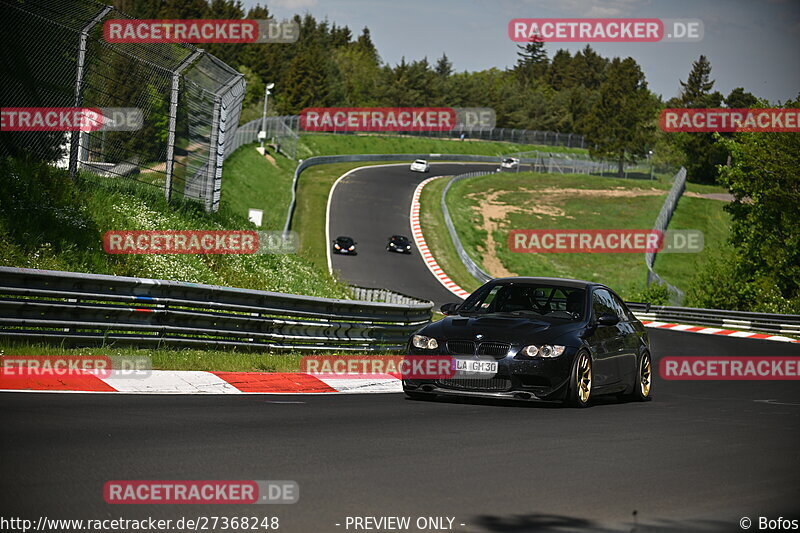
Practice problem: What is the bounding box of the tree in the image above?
[725,87,758,109]
[547,49,573,90]
[434,53,453,78]
[669,55,727,183]
[514,37,548,85]
[583,57,657,175]
[712,97,800,311]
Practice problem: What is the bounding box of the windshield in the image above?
[458,283,586,321]
[414,160,426,164]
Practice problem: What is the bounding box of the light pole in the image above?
[259,82,275,152]
[647,149,654,180]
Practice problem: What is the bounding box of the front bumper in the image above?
[403,347,577,401]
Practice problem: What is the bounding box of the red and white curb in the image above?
[411,179,799,344]
[410,177,470,299]
[639,321,800,343]
[0,371,402,394]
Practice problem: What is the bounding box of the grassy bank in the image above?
[298,134,588,158]
[220,146,296,231]
[419,177,482,293]
[0,156,350,299]
[420,170,730,301]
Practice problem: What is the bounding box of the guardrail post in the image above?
[164,49,203,202]
[68,5,112,180]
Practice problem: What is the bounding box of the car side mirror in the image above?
[597,313,619,326]
[440,302,460,315]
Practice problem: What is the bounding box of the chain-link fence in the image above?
[227,116,299,160]
[0,0,246,212]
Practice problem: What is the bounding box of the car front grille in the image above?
[446,340,475,355]
[436,378,512,392]
[477,342,511,357]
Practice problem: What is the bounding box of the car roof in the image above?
[490,276,602,289]
[390,235,409,240]
[335,236,353,241]
[414,159,427,163]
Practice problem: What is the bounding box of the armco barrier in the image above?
[0,267,432,351]
[646,167,687,303]
[441,171,495,284]
[626,302,800,337]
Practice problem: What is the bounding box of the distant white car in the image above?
[501,157,519,169]
[410,159,430,172]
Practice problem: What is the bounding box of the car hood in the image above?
[420,314,584,346]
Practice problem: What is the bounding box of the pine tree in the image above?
[583,57,657,176]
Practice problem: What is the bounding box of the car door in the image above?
[586,288,624,388]
[609,291,640,383]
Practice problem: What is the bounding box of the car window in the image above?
[610,292,633,321]
[591,289,618,321]
[460,283,585,320]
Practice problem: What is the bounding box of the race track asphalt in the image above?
[2,163,799,533]
[328,162,499,307]
[2,331,799,533]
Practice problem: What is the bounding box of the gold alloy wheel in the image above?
[640,355,652,397]
[577,353,592,403]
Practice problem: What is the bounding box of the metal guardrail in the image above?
[441,171,495,284]
[0,267,432,351]
[626,302,800,337]
[646,167,687,303]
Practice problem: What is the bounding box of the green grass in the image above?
[0,342,406,372]
[419,177,482,293]
[0,156,350,299]
[220,145,297,231]
[654,196,731,290]
[424,171,731,301]
[298,133,588,158]
[0,343,305,372]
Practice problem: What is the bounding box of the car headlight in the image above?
[334,243,340,249]
[406,245,411,249]
[520,344,566,358]
[348,245,355,250]
[412,335,439,350]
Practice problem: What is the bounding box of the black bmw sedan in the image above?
[386,235,412,254]
[403,277,652,407]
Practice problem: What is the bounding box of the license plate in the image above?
[453,359,498,374]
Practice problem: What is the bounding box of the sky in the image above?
[240,0,800,104]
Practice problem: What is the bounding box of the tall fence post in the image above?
[68,5,112,180]
[164,49,202,202]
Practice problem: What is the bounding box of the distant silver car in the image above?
[501,157,519,169]
[410,159,430,172]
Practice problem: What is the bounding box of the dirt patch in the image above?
[685,192,734,201]
[466,187,667,277]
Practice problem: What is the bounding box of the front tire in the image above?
[566,351,592,408]
[629,352,652,402]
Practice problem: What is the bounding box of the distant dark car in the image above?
[386,235,412,254]
[404,277,652,407]
[332,236,357,255]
